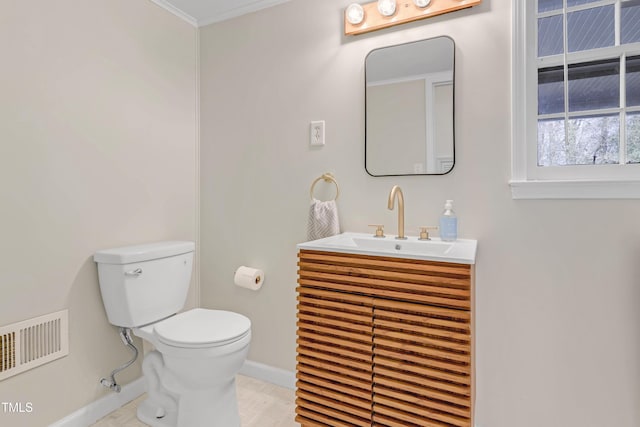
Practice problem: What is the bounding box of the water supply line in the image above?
[100,327,138,393]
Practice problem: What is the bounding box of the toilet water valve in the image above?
[100,327,139,393]
[100,377,121,393]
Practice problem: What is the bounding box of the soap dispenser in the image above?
[439,200,458,242]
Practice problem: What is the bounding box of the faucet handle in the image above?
[368,224,385,238]
[418,226,438,240]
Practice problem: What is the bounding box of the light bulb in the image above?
[346,3,365,25]
[377,0,396,17]
[413,0,431,7]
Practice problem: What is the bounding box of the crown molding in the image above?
[149,0,198,27]
[149,0,291,27]
[197,0,291,27]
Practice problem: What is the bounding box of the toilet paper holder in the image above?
[234,266,264,291]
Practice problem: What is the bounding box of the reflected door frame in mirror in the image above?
[365,36,455,176]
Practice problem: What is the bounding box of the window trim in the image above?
[511,0,640,199]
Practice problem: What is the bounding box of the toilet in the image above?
[93,241,251,427]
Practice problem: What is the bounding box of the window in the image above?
[512,0,640,198]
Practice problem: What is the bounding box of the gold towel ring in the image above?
[310,173,339,201]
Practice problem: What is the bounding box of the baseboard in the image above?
[49,377,145,427]
[239,359,296,390]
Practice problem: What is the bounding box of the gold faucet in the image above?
[387,185,406,240]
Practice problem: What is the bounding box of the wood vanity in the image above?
[295,248,474,427]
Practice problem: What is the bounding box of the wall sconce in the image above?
[344,0,482,36]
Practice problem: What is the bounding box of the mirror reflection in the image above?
[365,36,455,176]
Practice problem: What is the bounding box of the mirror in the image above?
[365,36,455,176]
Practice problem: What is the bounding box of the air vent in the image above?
[1,332,16,373]
[0,310,68,381]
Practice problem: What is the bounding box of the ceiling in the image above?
[150,0,291,27]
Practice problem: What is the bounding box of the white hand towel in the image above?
[307,199,341,241]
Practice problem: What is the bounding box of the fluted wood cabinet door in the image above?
[372,299,472,427]
[296,250,374,426]
[296,249,474,427]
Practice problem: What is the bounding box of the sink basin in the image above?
[352,237,453,256]
[298,232,477,264]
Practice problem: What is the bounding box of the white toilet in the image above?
[93,241,251,427]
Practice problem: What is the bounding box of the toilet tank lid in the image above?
[94,241,194,265]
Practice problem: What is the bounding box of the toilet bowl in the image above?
[93,242,252,427]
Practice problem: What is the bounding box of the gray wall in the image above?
[200,0,640,426]
[0,1,197,425]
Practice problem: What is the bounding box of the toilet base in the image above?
[174,384,241,427]
[137,399,177,427]
[137,347,244,427]
[136,383,241,427]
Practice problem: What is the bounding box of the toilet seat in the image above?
[153,308,251,349]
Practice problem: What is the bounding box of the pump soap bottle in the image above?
[439,200,458,242]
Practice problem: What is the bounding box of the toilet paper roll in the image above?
[234,266,264,291]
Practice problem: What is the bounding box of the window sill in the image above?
[509,179,640,199]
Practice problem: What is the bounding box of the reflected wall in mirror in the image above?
[365,36,455,176]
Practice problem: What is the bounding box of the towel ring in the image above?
[310,173,339,201]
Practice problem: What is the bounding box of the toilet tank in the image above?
[94,241,195,328]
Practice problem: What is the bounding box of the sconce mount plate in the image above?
[345,0,482,36]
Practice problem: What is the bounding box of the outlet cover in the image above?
[310,121,325,146]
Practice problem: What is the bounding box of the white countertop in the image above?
[298,232,477,265]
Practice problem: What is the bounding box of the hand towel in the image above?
[307,198,341,241]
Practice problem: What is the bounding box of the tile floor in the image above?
[90,375,298,427]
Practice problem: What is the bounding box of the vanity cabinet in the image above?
[296,249,474,427]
